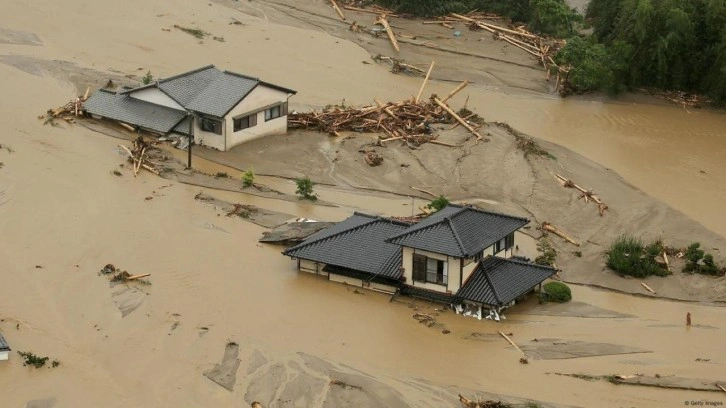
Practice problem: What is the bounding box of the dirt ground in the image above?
[1,0,726,407]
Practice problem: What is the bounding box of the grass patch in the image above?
[173,25,209,39]
[18,351,58,368]
[605,235,670,278]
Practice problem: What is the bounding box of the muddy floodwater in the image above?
[1,0,725,407]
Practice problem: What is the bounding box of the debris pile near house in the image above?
[288,82,487,147]
[99,264,150,283]
[118,136,166,176]
[39,86,90,126]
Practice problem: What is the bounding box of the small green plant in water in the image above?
[426,195,450,212]
[242,169,255,187]
[295,177,318,201]
[18,351,50,368]
[141,71,154,85]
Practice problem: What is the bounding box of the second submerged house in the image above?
[84,65,297,151]
[283,204,556,313]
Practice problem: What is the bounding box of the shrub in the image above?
[242,169,255,187]
[535,239,557,267]
[683,242,723,275]
[427,195,450,212]
[605,235,670,277]
[543,281,572,302]
[18,351,50,368]
[141,71,154,85]
[295,177,318,201]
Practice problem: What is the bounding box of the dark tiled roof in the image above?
[122,66,296,118]
[456,257,556,306]
[283,213,410,279]
[387,204,529,257]
[172,116,192,136]
[0,332,10,352]
[84,89,187,134]
[400,285,460,304]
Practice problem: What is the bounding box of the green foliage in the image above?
[580,0,726,101]
[376,0,535,25]
[555,36,630,94]
[427,195,450,212]
[242,169,255,187]
[528,0,574,37]
[295,177,318,201]
[683,242,723,275]
[605,235,670,277]
[141,71,154,85]
[18,351,50,368]
[543,281,572,302]
[535,239,557,267]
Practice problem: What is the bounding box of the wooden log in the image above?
[415,61,435,103]
[663,251,670,272]
[497,35,540,57]
[480,21,537,38]
[441,80,469,103]
[541,222,579,246]
[716,383,726,393]
[380,136,403,143]
[119,123,135,132]
[641,282,656,295]
[433,97,484,142]
[375,14,400,53]
[410,186,437,198]
[499,331,528,359]
[83,86,90,101]
[458,394,477,408]
[330,0,346,20]
[429,139,457,147]
[126,273,151,281]
[374,99,397,119]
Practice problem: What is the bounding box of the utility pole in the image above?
[187,113,193,169]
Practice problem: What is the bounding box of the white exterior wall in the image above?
[328,274,396,293]
[194,116,226,151]
[402,247,460,293]
[128,87,184,110]
[224,85,290,150]
[0,351,8,361]
[462,258,478,284]
[299,259,326,275]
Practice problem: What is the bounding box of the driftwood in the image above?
[459,395,512,408]
[499,331,528,363]
[410,186,437,198]
[717,383,726,393]
[641,282,656,295]
[415,61,435,103]
[330,0,346,20]
[541,222,579,246]
[440,80,469,104]
[375,14,399,52]
[663,251,671,272]
[41,87,91,125]
[555,174,609,216]
[119,137,162,176]
[434,97,485,142]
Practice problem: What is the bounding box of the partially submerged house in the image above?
[283,204,556,315]
[0,332,10,361]
[84,65,296,151]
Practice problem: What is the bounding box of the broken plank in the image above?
[499,331,528,359]
[415,61,435,103]
[330,0,346,20]
[641,282,656,295]
[441,80,469,104]
[428,139,457,147]
[126,273,151,281]
[410,186,437,198]
[541,222,579,246]
[433,97,485,142]
[375,14,400,52]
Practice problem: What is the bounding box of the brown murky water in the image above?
[1,1,726,407]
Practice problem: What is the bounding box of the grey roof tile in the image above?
[456,257,556,306]
[186,71,258,117]
[84,89,186,134]
[0,332,10,352]
[387,204,529,257]
[157,65,222,107]
[283,214,410,279]
[172,116,192,135]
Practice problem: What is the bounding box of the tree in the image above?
[295,177,318,201]
[427,195,450,212]
[528,0,574,37]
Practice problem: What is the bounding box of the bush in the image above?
[242,169,255,187]
[295,177,318,201]
[18,351,50,368]
[605,235,670,278]
[543,281,572,302]
[427,195,450,212]
[683,242,723,275]
[142,71,154,85]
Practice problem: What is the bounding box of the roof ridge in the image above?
[445,217,467,257]
[157,64,218,84]
[499,256,556,271]
[458,204,529,222]
[223,70,259,81]
[480,257,504,305]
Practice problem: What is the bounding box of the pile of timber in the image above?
[288,81,487,146]
[118,136,164,176]
[40,87,90,125]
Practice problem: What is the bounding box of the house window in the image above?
[505,233,515,250]
[412,254,448,285]
[264,102,288,121]
[200,117,222,135]
[233,113,257,132]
